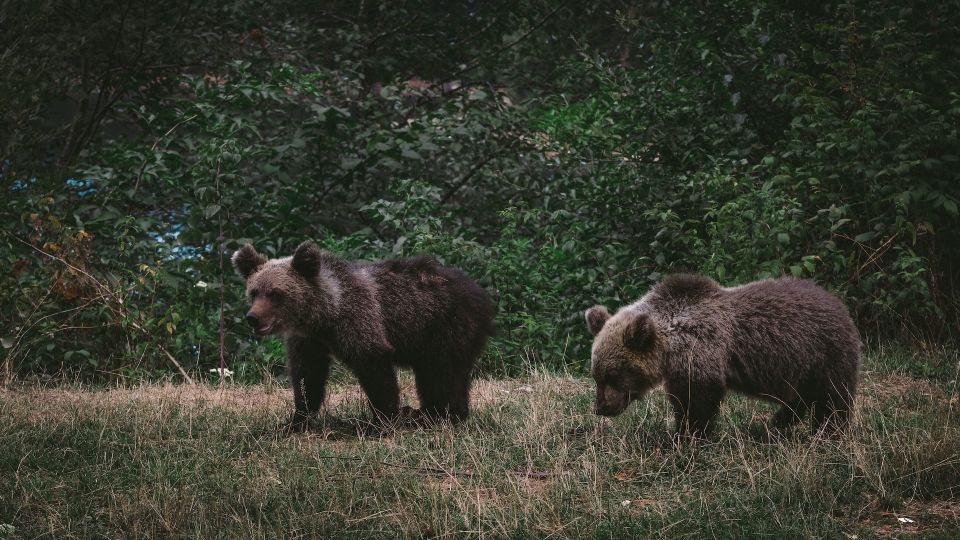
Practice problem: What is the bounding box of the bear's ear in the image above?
[624,313,657,352]
[585,305,611,335]
[232,244,267,280]
[292,240,322,278]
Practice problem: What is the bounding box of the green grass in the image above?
[1,349,958,538]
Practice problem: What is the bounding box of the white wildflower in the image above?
[195,280,209,289]
[209,367,234,378]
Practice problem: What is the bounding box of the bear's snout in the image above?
[245,309,277,335]
[594,402,625,417]
[594,402,611,416]
[594,385,630,417]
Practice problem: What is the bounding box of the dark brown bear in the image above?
[585,274,860,437]
[233,241,493,431]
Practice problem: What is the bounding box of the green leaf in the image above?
[401,148,422,160]
[204,204,222,219]
[777,232,790,245]
[378,158,401,169]
[944,199,958,217]
[830,218,851,231]
[64,349,89,361]
[340,156,362,170]
[392,236,407,254]
[854,231,876,243]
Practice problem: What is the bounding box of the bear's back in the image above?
[717,277,860,396]
[363,256,494,354]
[657,273,723,303]
[653,275,856,341]
[723,277,855,336]
[645,275,859,394]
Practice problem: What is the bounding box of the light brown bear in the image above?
[585,274,860,437]
[233,241,493,432]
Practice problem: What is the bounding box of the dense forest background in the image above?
[3,0,959,382]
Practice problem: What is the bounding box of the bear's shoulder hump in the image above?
[657,273,720,303]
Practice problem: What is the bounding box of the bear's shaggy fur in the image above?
[233,241,494,431]
[585,274,861,437]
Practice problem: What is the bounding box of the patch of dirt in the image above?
[471,376,592,405]
[0,374,593,421]
[857,370,949,410]
[860,498,960,537]
[514,474,552,496]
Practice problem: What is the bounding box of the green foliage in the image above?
[3,0,958,380]
[529,0,960,336]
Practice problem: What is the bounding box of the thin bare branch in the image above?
[6,233,195,385]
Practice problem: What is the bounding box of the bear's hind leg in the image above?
[412,362,449,420]
[444,360,472,422]
[811,386,855,434]
[811,400,847,434]
[353,359,402,422]
[808,366,856,435]
[770,397,809,430]
[412,359,471,422]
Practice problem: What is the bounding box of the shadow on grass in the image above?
[261,406,464,441]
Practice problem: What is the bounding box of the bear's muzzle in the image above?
[594,385,630,416]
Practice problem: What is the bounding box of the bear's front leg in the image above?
[666,377,725,439]
[283,336,332,433]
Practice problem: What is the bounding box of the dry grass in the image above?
[0,350,958,538]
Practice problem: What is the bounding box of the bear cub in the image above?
[585,274,860,437]
[233,241,494,432]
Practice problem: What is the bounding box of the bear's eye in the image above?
[267,290,283,302]
[249,289,259,299]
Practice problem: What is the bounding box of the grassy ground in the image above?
[1,347,958,539]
